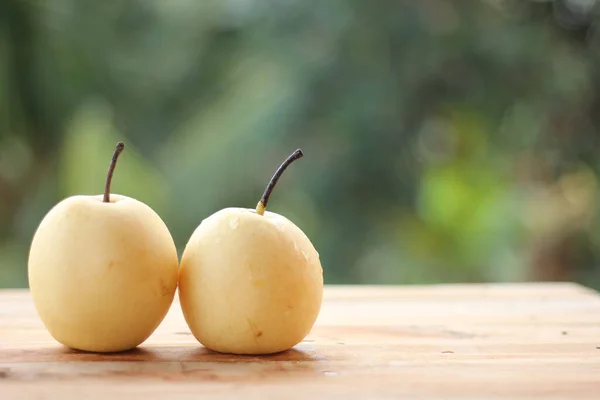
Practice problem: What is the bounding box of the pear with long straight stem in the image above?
[28,141,179,353]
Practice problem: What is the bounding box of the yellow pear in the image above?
[179,149,323,355]
[28,142,179,353]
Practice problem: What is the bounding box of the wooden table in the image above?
[1,283,599,399]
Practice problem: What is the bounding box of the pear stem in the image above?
[103,141,125,203]
[256,149,303,216]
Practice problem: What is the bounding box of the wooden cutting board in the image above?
[1,283,599,399]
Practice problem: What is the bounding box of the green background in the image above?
[2,0,600,289]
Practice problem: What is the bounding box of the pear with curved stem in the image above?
[28,142,179,353]
[178,149,323,355]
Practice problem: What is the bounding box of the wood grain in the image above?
[1,283,599,399]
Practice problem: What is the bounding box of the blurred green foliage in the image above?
[1,0,600,288]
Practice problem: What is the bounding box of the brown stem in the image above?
[256,149,303,215]
[103,142,125,203]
